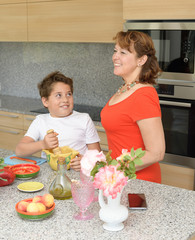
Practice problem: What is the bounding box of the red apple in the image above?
[42,194,54,208]
[18,201,29,212]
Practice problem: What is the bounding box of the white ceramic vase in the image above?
[98,188,128,231]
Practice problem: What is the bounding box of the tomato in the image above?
[0,168,15,187]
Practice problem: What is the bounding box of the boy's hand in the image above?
[70,154,82,172]
[43,132,59,150]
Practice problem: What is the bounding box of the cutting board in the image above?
[4,154,47,166]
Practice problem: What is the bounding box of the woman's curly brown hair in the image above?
[113,31,162,84]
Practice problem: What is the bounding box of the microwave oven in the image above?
[124,21,195,100]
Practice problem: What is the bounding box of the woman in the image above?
[101,31,165,183]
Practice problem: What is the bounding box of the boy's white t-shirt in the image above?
[25,111,100,158]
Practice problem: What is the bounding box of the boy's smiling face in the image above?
[42,82,74,118]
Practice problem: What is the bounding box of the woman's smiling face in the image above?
[112,44,140,79]
[42,82,74,118]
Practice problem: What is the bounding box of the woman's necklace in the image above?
[116,81,138,95]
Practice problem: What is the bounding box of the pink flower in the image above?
[81,150,106,177]
[93,165,128,199]
[116,149,131,161]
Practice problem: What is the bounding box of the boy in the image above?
[15,71,101,171]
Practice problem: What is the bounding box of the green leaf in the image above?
[135,148,145,158]
[134,158,143,166]
[109,159,118,166]
[90,161,106,177]
[129,173,137,179]
[106,150,112,163]
[129,161,135,170]
[123,155,131,161]
[90,165,99,177]
[130,148,135,157]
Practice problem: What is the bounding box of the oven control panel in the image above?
[155,84,174,95]
[155,83,195,100]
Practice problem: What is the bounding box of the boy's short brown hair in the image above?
[38,71,73,98]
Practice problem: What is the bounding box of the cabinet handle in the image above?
[97,128,105,133]
[0,129,20,135]
[159,100,191,108]
[25,117,35,121]
[0,113,19,118]
[101,147,109,151]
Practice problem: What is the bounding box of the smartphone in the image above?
[128,193,147,210]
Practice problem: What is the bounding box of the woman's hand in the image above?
[70,154,83,172]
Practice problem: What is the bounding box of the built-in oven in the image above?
[124,20,195,84]
[159,95,195,168]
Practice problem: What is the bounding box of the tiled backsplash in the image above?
[0,42,122,107]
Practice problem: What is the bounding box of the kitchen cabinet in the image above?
[0,0,26,3]
[0,111,24,150]
[27,0,123,42]
[27,0,60,2]
[0,111,41,156]
[23,114,35,131]
[96,126,108,154]
[23,114,41,157]
[160,163,194,190]
[0,3,27,41]
[123,0,195,20]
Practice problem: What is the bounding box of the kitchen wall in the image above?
[0,42,122,107]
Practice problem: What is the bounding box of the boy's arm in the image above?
[15,132,59,157]
[15,136,44,157]
[87,142,101,152]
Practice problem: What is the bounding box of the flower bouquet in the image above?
[81,148,145,231]
[81,148,145,199]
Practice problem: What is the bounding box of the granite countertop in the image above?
[0,95,102,123]
[0,149,195,240]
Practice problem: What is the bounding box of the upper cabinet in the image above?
[0,3,27,41]
[27,0,123,42]
[0,0,26,3]
[27,0,62,2]
[123,0,195,20]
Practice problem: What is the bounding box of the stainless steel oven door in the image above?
[160,98,195,169]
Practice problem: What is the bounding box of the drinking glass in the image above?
[71,179,95,220]
[80,170,98,202]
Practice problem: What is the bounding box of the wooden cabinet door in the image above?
[28,0,123,42]
[0,111,24,129]
[123,0,195,20]
[27,0,58,2]
[0,126,24,150]
[0,0,26,3]
[96,125,109,154]
[23,114,35,131]
[160,163,194,190]
[0,3,27,41]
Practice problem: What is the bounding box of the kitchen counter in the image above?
[1,149,195,240]
[0,95,102,122]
